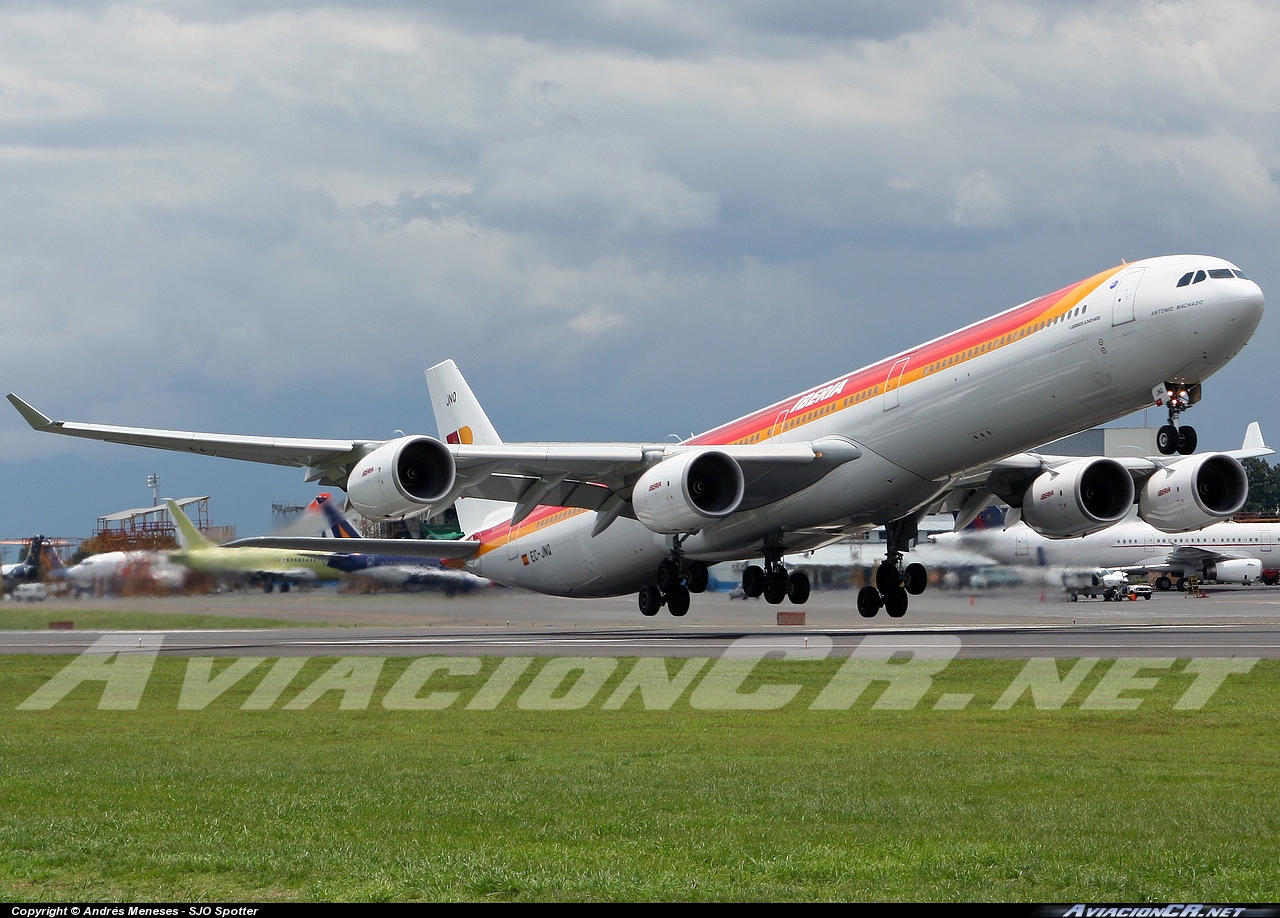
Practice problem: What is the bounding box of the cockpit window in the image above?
[1208,268,1234,279]
[1233,269,1249,279]
[1176,272,1194,287]
[1193,270,1206,284]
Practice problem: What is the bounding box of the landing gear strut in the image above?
[740,549,810,606]
[637,536,711,617]
[857,517,928,619]
[1156,381,1199,456]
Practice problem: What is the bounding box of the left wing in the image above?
[8,393,863,524]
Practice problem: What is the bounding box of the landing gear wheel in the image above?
[904,563,928,596]
[263,581,274,594]
[666,584,690,617]
[742,565,765,598]
[686,561,709,594]
[1177,426,1198,455]
[857,585,882,618]
[280,582,290,593]
[875,562,900,593]
[883,586,909,618]
[656,559,682,592]
[763,571,789,605]
[638,584,663,616]
[1176,577,1188,592]
[787,571,810,605]
[1155,576,1172,592]
[1157,425,1179,456]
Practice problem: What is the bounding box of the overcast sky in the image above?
[2,0,1278,546]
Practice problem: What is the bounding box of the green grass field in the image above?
[1,654,1276,902]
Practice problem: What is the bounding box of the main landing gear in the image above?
[739,550,810,606]
[637,537,711,617]
[856,518,927,618]
[1155,381,1200,456]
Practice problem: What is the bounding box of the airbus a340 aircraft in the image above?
[8,255,1266,618]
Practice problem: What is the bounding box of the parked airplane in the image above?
[163,499,340,592]
[9,254,1266,618]
[58,549,187,595]
[312,497,490,593]
[936,499,1280,590]
[0,536,72,592]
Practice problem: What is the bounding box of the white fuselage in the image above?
[941,518,1278,575]
[461,255,1265,596]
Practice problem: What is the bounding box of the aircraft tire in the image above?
[787,571,810,605]
[742,565,765,598]
[857,585,881,618]
[763,571,788,604]
[666,584,690,617]
[884,586,909,618]
[638,584,662,616]
[904,562,928,595]
[1177,426,1198,455]
[1176,577,1188,592]
[656,559,682,592]
[1155,576,1172,591]
[875,562,899,592]
[686,561,709,594]
[1157,425,1179,455]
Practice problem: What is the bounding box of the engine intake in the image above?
[346,435,456,520]
[1138,454,1248,533]
[1020,458,1134,539]
[633,450,745,534]
[1204,559,1261,584]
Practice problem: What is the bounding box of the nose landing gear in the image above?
[1155,382,1200,456]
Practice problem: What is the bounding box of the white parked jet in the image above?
[936,499,1280,590]
[8,254,1266,618]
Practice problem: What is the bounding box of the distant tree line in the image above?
[1243,458,1280,517]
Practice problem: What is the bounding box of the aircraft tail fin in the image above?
[40,540,68,575]
[425,359,511,537]
[165,500,215,550]
[318,497,363,539]
[958,505,1007,532]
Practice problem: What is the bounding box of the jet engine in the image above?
[1138,454,1248,533]
[1020,458,1135,539]
[632,450,745,534]
[346,435,456,520]
[1203,559,1262,584]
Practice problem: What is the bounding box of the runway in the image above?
[4,583,1280,657]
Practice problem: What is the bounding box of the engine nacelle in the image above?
[633,450,745,535]
[1203,559,1262,584]
[346,435,456,520]
[1021,458,1134,539]
[1138,454,1248,533]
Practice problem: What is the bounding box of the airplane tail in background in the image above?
[958,505,1007,532]
[165,499,215,551]
[425,359,511,537]
[318,497,363,539]
[40,540,68,577]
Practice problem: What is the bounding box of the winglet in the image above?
[7,394,56,431]
[1229,422,1273,460]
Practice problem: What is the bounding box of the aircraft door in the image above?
[1111,269,1145,327]
[883,358,910,411]
[1262,531,1272,554]
[1015,530,1029,557]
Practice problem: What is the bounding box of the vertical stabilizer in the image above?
[424,360,512,537]
[166,499,215,550]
